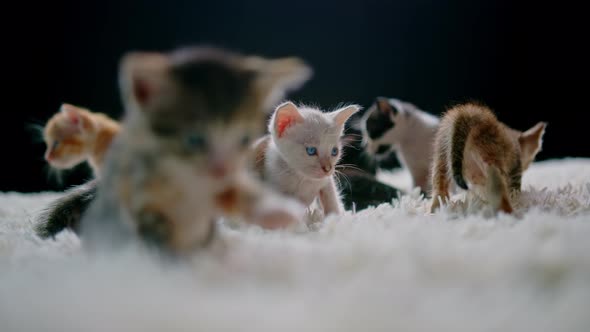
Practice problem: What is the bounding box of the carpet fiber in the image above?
[1,159,589,331]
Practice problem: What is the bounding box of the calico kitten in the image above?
[53,47,311,254]
[430,102,546,214]
[43,103,120,177]
[253,102,359,216]
[359,97,439,193]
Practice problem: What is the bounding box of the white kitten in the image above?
[359,97,439,193]
[254,102,359,216]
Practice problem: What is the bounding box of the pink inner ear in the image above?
[66,111,80,126]
[277,115,296,138]
[134,77,153,105]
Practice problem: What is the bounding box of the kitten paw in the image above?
[136,209,171,246]
[430,194,449,213]
[256,210,300,229]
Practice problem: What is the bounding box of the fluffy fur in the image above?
[2,159,590,331]
[430,102,546,213]
[253,102,359,216]
[43,104,120,177]
[359,97,439,193]
[78,47,312,255]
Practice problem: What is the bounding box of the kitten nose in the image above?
[320,159,332,173]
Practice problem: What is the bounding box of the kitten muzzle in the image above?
[320,158,332,173]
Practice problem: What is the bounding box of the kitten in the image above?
[253,102,359,216]
[47,47,311,254]
[430,102,546,214]
[359,97,439,193]
[43,103,120,177]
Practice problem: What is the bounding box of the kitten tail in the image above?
[450,115,471,190]
[34,180,97,238]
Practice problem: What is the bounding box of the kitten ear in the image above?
[244,56,312,111]
[375,97,398,116]
[60,103,83,126]
[519,122,547,169]
[60,103,93,131]
[332,105,361,127]
[118,52,170,111]
[271,102,304,138]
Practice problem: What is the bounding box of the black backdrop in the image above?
[3,0,589,192]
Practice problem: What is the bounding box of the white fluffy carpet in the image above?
[1,159,589,332]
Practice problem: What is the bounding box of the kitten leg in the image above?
[413,172,431,197]
[485,165,513,214]
[319,177,344,215]
[218,176,303,229]
[136,207,172,248]
[430,142,451,213]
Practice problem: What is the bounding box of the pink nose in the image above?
[320,160,332,173]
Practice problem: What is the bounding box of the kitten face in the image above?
[120,47,312,183]
[270,102,359,179]
[43,104,96,169]
[144,115,262,182]
[360,97,408,158]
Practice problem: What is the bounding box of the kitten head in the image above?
[118,46,311,180]
[359,97,416,158]
[517,121,547,170]
[269,102,359,179]
[43,103,98,169]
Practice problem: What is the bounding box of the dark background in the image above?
[3,0,589,192]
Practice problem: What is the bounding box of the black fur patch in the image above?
[366,103,396,140]
[376,144,392,155]
[339,170,401,211]
[150,48,258,129]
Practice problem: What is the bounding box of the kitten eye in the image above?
[185,133,206,151]
[240,135,250,148]
[52,141,60,150]
[306,146,317,156]
[331,147,339,156]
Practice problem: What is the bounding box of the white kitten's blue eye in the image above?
[185,134,206,151]
[331,147,338,156]
[306,146,317,156]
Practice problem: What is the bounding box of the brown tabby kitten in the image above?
[430,103,546,214]
[43,104,120,177]
[81,47,311,255]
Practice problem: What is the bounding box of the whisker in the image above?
[44,164,65,187]
[334,170,352,192]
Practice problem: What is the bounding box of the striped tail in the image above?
[450,115,471,190]
[35,180,97,238]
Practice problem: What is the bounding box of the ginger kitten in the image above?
[359,97,439,193]
[43,103,120,177]
[253,102,359,216]
[48,47,311,254]
[430,102,546,214]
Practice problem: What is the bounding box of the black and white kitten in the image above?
[359,97,439,193]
